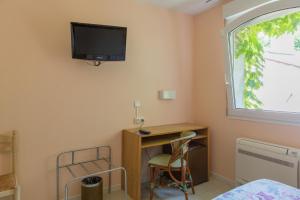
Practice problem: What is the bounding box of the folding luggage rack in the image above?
[56,145,127,200]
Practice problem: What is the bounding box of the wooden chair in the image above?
[0,131,20,200]
[148,131,196,200]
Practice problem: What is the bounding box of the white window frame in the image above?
[224,0,300,125]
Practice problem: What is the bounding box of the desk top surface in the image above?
[123,123,207,138]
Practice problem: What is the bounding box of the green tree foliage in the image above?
[294,36,300,51]
[235,11,300,109]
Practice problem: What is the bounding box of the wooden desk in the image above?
[122,123,210,200]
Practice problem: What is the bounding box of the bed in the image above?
[213,179,300,200]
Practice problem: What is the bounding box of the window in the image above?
[224,1,300,124]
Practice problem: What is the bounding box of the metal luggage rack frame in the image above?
[56,145,127,200]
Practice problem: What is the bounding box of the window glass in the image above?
[230,10,300,113]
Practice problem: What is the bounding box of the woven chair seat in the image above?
[148,154,186,168]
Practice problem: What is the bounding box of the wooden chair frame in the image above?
[0,131,20,200]
[149,132,196,200]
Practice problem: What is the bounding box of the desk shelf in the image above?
[142,135,208,149]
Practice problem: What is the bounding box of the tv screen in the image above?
[71,22,127,61]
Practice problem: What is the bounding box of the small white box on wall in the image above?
[159,90,176,100]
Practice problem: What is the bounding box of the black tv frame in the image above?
[71,22,127,62]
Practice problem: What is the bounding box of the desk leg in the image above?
[122,131,142,200]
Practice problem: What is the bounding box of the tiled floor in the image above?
[101,176,233,200]
[141,176,234,200]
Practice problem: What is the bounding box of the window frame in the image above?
[224,0,300,125]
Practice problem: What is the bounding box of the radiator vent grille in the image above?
[238,149,295,168]
[236,138,299,188]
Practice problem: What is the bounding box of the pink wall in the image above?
[194,2,300,181]
[0,0,194,199]
[3,0,300,198]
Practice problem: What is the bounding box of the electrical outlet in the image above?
[134,117,144,125]
[134,100,141,108]
[133,100,144,125]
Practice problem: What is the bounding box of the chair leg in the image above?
[187,167,195,194]
[184,192,189,200]
[150,167,155,200]
[154,168,160,187]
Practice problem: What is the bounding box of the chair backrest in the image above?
[170,131,196,156]
[168,131,196,184]
[169,131,196,166]
[0,131,16,174]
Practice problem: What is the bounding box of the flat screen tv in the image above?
[71,22,127,61]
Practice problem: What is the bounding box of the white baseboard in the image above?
[210,171,236,187]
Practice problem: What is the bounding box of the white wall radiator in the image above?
[236,138,300,188]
